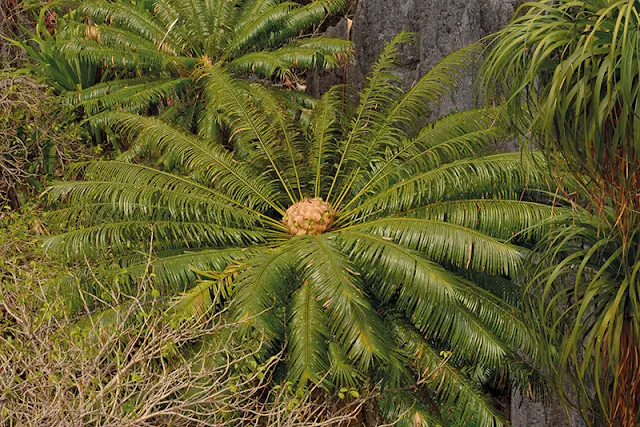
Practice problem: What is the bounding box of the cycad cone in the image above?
[283,198,335,236]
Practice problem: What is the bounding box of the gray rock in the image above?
[511,390,587,427]
[349,0,516,118]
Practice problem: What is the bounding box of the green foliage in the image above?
[482,0,640,239]
[45,35,559,426]
[526,204,640,426]
[482,2,640,424]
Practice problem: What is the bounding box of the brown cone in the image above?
[282,198,335,236]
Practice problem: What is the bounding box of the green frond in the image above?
[341,231,512,366]
[167,263,243,319]
[294,235,394,369]
[346,152,548,219]
[65,77,192,114]
[152,0,193,45]
[289,37,353,57]
[45,178,260,230]
[264,1,348,48]
[68,23,173,55]
[288,282,331,387]
[326,31,413,202]
[309,85,343,197]
[379,389,445,427]
[226,2,296,57]
[60,39,195,71]
[42,219,265,262]
[78,1,183,52]
[388,315,507,427]
[248,84,305,199]
[119,246,252,294]
[327,342,366,387]
[231,248,295,352]
[348,217,524,276]
[226,51,290,77]
[228,46,342,78]
[405,199,563,241]
[204,65,299,203]
[91,112,285,213]
[341,43,483,200]
[201,0,237,57]
[165,0,212,48]
[341,108,505,212]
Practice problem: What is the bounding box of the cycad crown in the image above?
[58,0,352,126]
[46,33,556,426]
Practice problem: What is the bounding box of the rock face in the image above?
[511,392,587,427]
[335,1,588,426]
[349,0,517,117]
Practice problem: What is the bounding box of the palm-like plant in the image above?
[528,206,640,426]
[56,0,351,134]
[482,2,640,425]
[45,34,555,425]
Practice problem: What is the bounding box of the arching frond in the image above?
[308,85,343,197]
[388,315,507,427]
[326,31,413,202]
[295,235,394,369]
[348,217,524,276]
[335,44,483,206]
[204,65,298,204]
[269,0,349,47]
[341,231,512,366]
[92,112,285,214]
[45,164,263,228]
[120,246,253,294]
[378,389,445,427]
[60,39,195,71]
[346,152,548,220]
[65,77,192,114]
[226,2,297,57]
[405,199,563,241]
[78,1,183,52]
[42,219,264,262]
[231,248,295,350]
[340,108,506,213]
[288,282,331,387]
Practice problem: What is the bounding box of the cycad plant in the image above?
[45,34,555,426]
[55,0,351,134]
[482,1,640,425]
